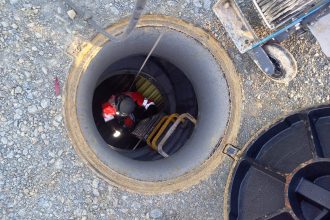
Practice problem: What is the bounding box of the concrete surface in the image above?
[0,0,329,219]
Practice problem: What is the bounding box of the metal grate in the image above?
[131,113,165,139]
[253,0,318,28]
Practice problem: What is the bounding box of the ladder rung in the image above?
[151,113,179,150]
[146,113,197,157]
[146,116,168,147]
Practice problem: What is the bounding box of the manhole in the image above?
[64,15,241,193]
[227,106,330,220]
[92,56,197,160]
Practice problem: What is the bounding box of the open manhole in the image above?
[227,106,330,220]
[92,56,198,160]
[64,16,241,193]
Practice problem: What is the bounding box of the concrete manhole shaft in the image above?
[64,15,241,194]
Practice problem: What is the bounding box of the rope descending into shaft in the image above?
[128,32,165,91]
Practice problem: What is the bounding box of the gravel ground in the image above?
[0,0,329,219]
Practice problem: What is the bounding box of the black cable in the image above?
[122,0,148,39]
[62,0,148,41]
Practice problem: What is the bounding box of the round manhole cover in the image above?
[227,106,330,220]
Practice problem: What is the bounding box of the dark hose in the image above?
[122,0,148,39]
[63,0,147,41]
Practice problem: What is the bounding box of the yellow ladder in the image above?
[146,113,197,157]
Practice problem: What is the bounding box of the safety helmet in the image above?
[115,94,135,117]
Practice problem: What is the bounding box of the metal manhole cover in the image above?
[229,106,330,220]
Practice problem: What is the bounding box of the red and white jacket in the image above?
[102,92,155,123]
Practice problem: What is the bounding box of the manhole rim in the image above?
[64,15,242,194]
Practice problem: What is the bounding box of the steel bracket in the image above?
[213,0,258,53]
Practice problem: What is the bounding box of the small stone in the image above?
[31,46,38,51]
[92,189,100,197]
[41,67,48,74]
[15,86,23,94]
[110,6,119,15]
[9,0,18,4]
[37,126,44,132]
[14,109,23,120]
[67,9,77,20]
[33,9,39,14]
[112,198,118,207]
[23,3,32,9]
[55,115,62,122]
[27,93,33,99]
[0,90,5,98]
[48,151,55,158]
[14,15,20,21]
[20,124,29,132]
[27,23,34,28]
[11,23,18,29]
[40,99,49,108]
[23,189,29,194]
[54,159,63,170]
[57,7,63,14]
[1,137,8,145]
[17,209,25,216]
[203,0,211,9]
[52,120,60,127]
[121,208,128,213]
[192,0,202,8]
[35,33,42,38]
[27,105,38,114]
[92,179,99,188]
[1,22,9,28]
[81,209,87,216]
[149,209,163,219]
[131,201,141,210]
[22,149,28,155]
[38,198,50,208]
[24,71,31,79]
[18,58,24,64]
[7,151,14,159]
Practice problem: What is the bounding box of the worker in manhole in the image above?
[101,91,158,147]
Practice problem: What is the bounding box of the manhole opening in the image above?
[92,55,198,161]
[64,16,241,191]
[74,26,231,181]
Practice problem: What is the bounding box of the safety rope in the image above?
[127,32,165,91]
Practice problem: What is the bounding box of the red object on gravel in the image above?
[54,77,60,96]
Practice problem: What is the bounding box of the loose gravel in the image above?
[0,0,329,219]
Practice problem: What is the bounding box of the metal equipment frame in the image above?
[213,0,330,81]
